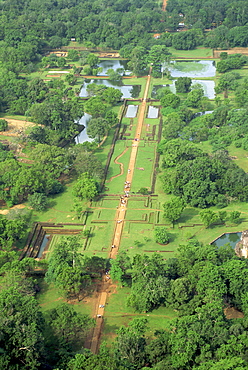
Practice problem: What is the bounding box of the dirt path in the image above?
[0,118,36,137]
[107,147,129,182]
[162,0,167,11]
[88,71,152,353]
[0,204,26,215]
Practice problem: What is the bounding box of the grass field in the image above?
[131,144,157,192]
[168,47,213,59]
[102,286,178,345]
[37,280,95,316]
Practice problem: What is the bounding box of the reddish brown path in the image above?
[87,70,152,354]
[110,71,151,259]
[162,0,167,11]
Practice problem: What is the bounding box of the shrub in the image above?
[28,193,48,212]
[0,119,8,131]
[137,187,149,195]
[154,227,169,244]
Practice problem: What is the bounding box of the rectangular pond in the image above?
[125,105,138,118]
[37,234,50,258]
[98,59,131,76]
[152,79,215,99]
[164,60,216,78]
[79,79,141,99]
[147,106,159,118]
[169,79,215,99]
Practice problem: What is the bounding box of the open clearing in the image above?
[0,118,36,137]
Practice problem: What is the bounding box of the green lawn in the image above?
[37,280,95,316]
[32,182,79,224]
[101,286,178,345]
[131,143,157,192]
[168,47,213,59]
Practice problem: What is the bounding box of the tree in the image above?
[104,110,118,126]
[87,53,99,68]
[200,209,218,228]
[168,277,193,309]
[162,112,185,139]
[107,68,123,83]
[45,236,91,299]
[72,149,104,180]
[0,119,8,131]
[159,139,204,168]
[148,45,171,65]
[163,198,185,226]
[27,126,48,144]
[229,211,241,224]
[30,144,70,178]
[186,87,204,108]
[67,49,79,61]
[28,192,48,212]
[160,93,180,109]
[110,251,131,285]
[84,96,108,117]
[83,256,107,276]
[102,87,123,105]
[215,71,240,97]
[175,77,192,93]
[115,318,148,367]
[128,46,148,75]
[87,117,109,143]
[172,29,202,50]
[73,172,98,200]
[0,285,44,369]
[154,227,169,244]
[137,187,149,195]
[128,254,170,312]
[46,304,93,357]
[217,55,244,73]
[0,213,29,249]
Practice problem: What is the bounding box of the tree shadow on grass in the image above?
[102,321,119,336]
[133,241,144,248]
[47,200,57,209]
[177,208,199,223]
[168,232,177,243]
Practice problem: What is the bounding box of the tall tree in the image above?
[163,198,185,226]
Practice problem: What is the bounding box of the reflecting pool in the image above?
[79,79,141,99]
[211,232,241,248]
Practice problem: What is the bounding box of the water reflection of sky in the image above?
[147,106,159,118]
[79,79,141,99]
[126,105,138,118]
[75,113,94,144]
[38,235,50,258]
[168,79,215,99]
[166,60,216,78]
[98,59,131,76]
